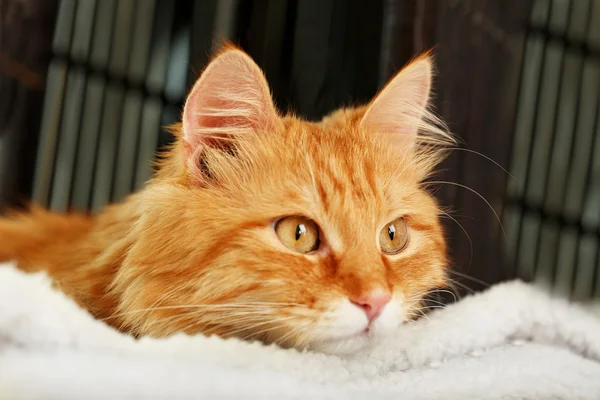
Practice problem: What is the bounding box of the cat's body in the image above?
[0,47,452,354]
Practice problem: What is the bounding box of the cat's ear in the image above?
[182,48,279,158]
[360,55,432,148]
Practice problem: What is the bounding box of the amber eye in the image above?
[275,216,320,254]
[379,217,409,254]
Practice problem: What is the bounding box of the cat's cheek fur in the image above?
[308,297,405,355]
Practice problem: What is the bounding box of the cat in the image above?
[0,45,453,355]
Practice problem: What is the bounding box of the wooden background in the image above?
[1,0,554,295]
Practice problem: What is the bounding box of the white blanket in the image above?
[1,262,600,400]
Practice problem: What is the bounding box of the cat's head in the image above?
[114,46,452,354]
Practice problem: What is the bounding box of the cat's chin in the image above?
[307,297,405,355]
[308,331,373,355]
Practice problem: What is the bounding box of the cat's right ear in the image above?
[181,47,280,163]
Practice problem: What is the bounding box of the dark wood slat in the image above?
[188,0,218,85]
[91,82,124,213]
[134,97,162,189]
[71,0,97,62]
[572,233,598,300]
[108,0,136,77]
[52,0,77,54]
[145,0,174,95]
[89,0,117,70]
[164,27,190,103]
[113,89,142,202]
[128,0,156,83]
[32,60,68,206]
[71,73,105,211]
[49,66,86,211]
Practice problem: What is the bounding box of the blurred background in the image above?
[0,0,598,300]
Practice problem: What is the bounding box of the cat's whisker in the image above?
[413,305,447,313]
[221,316,298,339]
[185,317,282,337]
[405,310,427,316]
[420,303,447,311]
[103,302,304,321]
[273,320,313,347]
[404,293,429,306]
[238,319,300,342]
[438,211,473,269]
[427,180,507,242]
[405,312,428,321]
[429,288,460,303]
[447,282,467,300]
[199,309,277,319]
[144,309,272,331]
[443,147,513,178]
[384,152,417,190]
[435,208,491,290]
[445,277,475,295]
[384,147,410,180]
[191,312,285,332]
[406,308,431,321]
[144,306,302,333]
[136,287,183,324]
[176,311,301,337]
[176,317,254,337]
[421,298,448,307]
[143,313,196,332]
[447,270,491,288]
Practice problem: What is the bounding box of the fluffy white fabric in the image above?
[1,262,600,400]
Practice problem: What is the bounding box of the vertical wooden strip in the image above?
[91,82,124,213]
[49,66,86,211]
[113,89,143,202]
[32,60,68,206]
[71,73,105,211]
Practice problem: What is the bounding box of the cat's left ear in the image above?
[360,55,432,148]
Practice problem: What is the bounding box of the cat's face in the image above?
[113,47,450,354]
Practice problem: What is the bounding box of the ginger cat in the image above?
[0,46,452,354]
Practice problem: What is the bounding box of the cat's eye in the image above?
[379,217,409,254]
[275,216,320,254]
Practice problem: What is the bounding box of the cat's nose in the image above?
[350,291,391,322]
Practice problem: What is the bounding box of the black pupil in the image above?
[388,224,396,241]
[295,224,306,241]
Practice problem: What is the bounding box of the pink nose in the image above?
[350,291,392,322]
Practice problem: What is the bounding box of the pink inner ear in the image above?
[182,50,278,155]
[360,58,432,147]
